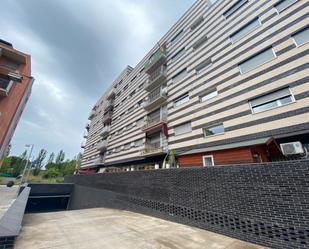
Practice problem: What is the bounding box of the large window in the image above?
[174,94,189,107]
[230,18,261,43]
[172,68,187,83]
[172,47,186,62]
[192,34,208,50]
[171,29,184,45]
[203,155,214,167]
[250,88,295,114]
[0,75,11,90]
[196,58,212,74]
[190,16,204,31]
[203,124,224,137]
[200,89,218,102]
[275,0,298,13]
[239,47,276,74]
[175,122,192,136]
[223,0,248,18]
[292,27,309,47]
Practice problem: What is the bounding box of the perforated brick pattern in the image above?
[66,160,309,249]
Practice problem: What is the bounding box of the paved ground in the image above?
[0,185,18,220]
[16,208,266,249]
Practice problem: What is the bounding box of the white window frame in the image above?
[203,155,214,167]
[249,88,295,114]
[200,90,218,102]
[274,0,298,14]
[239,47,277,74]
[174,122,192,136]
[203,124,225,138]
[174,94,190,107]
[292,27,309,47]
[230,18,261,44]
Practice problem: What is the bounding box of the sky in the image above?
[0,0,195,160]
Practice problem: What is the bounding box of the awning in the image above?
[179,137,271,156]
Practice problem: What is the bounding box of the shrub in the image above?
[43,168,60,179]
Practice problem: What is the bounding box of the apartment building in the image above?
[0,40,34,166]
[80,0,309,171]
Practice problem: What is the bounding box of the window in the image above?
[174,94,189,107]
[175,122,192,136]
[131,75,137,82]
[239,47,276,74]
[275,0,298,13]
[203,155,214,167]
[172,68,187,83]
[250,88,294,114]
[230,18,261,43]
[172,47,186,62]
[196,58,212,74]
[192,34,208,50]
[171,29,184,45]
[3,59,19,70]
[123,84,128,91]
[130,90,136,97]
[292,27,309,47]
[0,75,11,91]
[208,0,219,5]
[203,124,224,137]
[223,0,248,18]
[190,16,204,31]
[200,89,218,102]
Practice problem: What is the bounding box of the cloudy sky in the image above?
[1,0,195,160]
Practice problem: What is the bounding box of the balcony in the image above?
[141,142,164,156]
[107,89,116,100]
[142,116,167,134]
[144,65,167,92]
[85,123,90,131]
[0,75,12,96]
[88,110,96,120]
[104,100,114,113]
[102,112,113,125]
[144,87,167,112]
[83,130,88,138]
[144,45,167,74]
[100,126,110,138]
[81,142,86,149]
[96,140,108,152]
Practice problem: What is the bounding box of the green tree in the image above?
[55,150,65,164]
[47,152,55,164]
[33,149,47,176]
[43,167,60,179]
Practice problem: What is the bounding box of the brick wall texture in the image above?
[65,160,309,249]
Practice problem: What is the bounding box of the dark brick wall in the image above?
[65,160,309,249]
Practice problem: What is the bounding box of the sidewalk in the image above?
[0,185,18,220]
[15,208,267,249]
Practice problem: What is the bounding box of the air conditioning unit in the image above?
[131,142,136,147]
[133,122,137,127]
[280,142,304,155]
[8,72,23,83]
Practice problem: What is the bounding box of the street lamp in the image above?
[20,144,34,186]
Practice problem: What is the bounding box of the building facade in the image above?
[81,0,309,171]
[0,40,34,166]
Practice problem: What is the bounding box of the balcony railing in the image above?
[100,126,111,137]
[144,65,167,92]
[102,112,113,124]
[94,155,105,165]
[88,110,96,120]
[81,142,86,149]
[142,115,167,132]
[107,89,116,100]
[144,46,167,74]
[104,100,114,112]
[96,140,108,152]
[83,130,88,138]
[141,141,164,156]
[144,87,167,111]
[0,76,12,96]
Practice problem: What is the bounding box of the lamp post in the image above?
[20,144,34,186]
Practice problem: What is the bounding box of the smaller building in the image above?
[0,39,34,166]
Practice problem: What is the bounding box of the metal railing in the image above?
[145,87,167,105]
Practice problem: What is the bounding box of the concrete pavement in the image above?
[0,185,17,220]
[16,208,266,249]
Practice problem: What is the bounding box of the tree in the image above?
[43,167,60,179]
[33,149,47,176]
[55,150,65,164]
[47,152,55,164]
